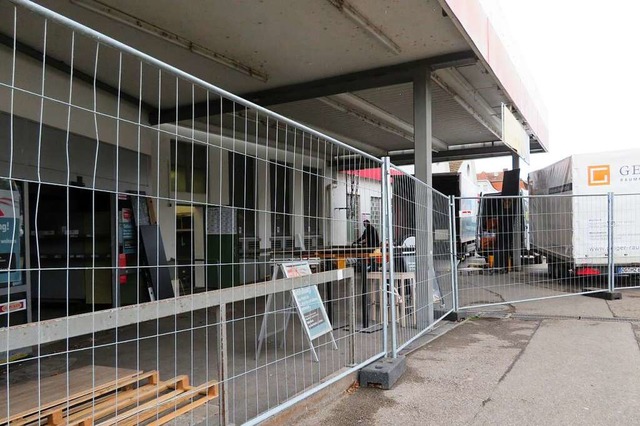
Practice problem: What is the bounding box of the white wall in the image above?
[432,163,451,173]
[0,45,154,156]
[154,130,227,262]
[1,45,334,265]
[330,173,383,246]
[459,160,478,183]
[478,179,499,194]
[156,124,328,257]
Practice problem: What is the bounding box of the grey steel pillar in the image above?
[511,154,522,271]
[512,195,522,271]
[413,67,434,328]
[512,153,520,170]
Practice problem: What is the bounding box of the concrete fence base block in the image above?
[444,311,468,322]
[583,288,622,300]
[359,356,406,390]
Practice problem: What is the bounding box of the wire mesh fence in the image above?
[0,1,391,424]
[386,167,454,353]
[3,1,640,425]
[612,193,640,290]
[458,193,615,310]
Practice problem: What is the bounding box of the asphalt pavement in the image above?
[294,289,640,425]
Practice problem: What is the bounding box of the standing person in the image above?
[353,219,380,248]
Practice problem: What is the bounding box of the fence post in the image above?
[607,192,615,293]
[380,159,389,356]
[217,303,229,425]
[348,274,356,365]
[382,157,398,358]
[449,196,459,312]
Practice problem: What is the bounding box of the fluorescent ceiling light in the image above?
[327,0,401,55]
[320,94,448,151]
[70,0,268,82]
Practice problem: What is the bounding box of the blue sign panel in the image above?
[0,217,21,286]
[291,285,332,341]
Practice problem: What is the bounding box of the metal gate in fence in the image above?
[455,193,640,313]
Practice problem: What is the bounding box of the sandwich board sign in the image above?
[256,261,337,362]
[291,285,333,342]
[281,261,312,278]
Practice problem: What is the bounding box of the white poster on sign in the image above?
[280,261,313,278]
[256,262,337,362]
[291,285,333,341]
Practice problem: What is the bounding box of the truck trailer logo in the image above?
[588,165,610,186]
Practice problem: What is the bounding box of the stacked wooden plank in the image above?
[0,366,218,425]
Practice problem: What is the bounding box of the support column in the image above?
[256,160,271,249]
[511,153,522,271]
[208,146,230,207]
[413,68,434,328]
[512,153,520,170]
[292,160,305,246]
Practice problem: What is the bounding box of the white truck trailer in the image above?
[528,150,640,279]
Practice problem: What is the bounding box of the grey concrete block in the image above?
[444,311,468,322]
[359,356,406,390]
[583,288,622,300]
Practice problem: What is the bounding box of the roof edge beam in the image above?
[150,50,477,125]
[389,140,545,164]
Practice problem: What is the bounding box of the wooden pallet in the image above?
[2,367,218,426]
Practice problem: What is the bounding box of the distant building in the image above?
[434,160,478,184]
[331,168,404,245]
[476,170,528,194]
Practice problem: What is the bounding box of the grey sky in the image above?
[476,0,640,175]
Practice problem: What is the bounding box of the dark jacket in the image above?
[356,223,381,248]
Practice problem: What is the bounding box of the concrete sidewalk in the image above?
[295,289,640,425]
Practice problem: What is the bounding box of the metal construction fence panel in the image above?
[386,166,454,354]
[0,1,391,424]
[612,193,640,290]
[7,2,640,425]
[457,193,615,310]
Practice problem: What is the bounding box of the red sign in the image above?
[282,262,312,278]
[119,254,128,285]
[0,299,26,314]
[121,208,132,221]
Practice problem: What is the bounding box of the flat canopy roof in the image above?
[2,0,548,163]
